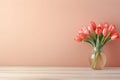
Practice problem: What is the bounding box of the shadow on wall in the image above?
[105,40,120,67]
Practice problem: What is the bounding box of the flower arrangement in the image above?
[74,21,120,69]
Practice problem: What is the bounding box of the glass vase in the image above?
[89,48,106,70]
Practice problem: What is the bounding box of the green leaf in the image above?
[93,33,97,46]
[101,33,111,46]
[99,34,103,42]
[103,36,111,45]
[84,38,95,47]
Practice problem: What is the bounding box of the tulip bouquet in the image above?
[74,21,120,69]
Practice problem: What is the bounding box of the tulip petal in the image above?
[95,24,103,35]
[103,22,109,28]
[108,25,116,34]
[102,27,108,36]
[90,21,96,30]
[111,33,120,40]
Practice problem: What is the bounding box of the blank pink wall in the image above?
[0,0,120,66]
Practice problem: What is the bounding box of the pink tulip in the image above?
[102,27,108,36]
[78,28,83,34]
[87,25,94,33]
[74,33,87,42]
[81,26,90,35]
[103,22,109,28]
[108,24,116,34]
[90,21,96,30]
[111,33,120,40]
[74,35,83,42]
[79,33,87,39]
[95,24,103,35]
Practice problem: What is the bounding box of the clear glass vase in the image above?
[89,48,106,70]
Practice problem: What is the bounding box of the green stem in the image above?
[102,33,111,45]
[91,35,102,69]
[96,35,100,51]
[92,51,100,69]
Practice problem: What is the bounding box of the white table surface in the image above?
[0,67,119,80]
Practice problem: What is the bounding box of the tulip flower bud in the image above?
[95,24,103,35]
[102,27,108,36]
[74,35,82,42]
[90,21,96,30]
[81,26,90,35]
[78,29,83,34]
[111,33,120,40]
[87,26,94,33]
[108,25,116,34]
[103,22,109,28]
